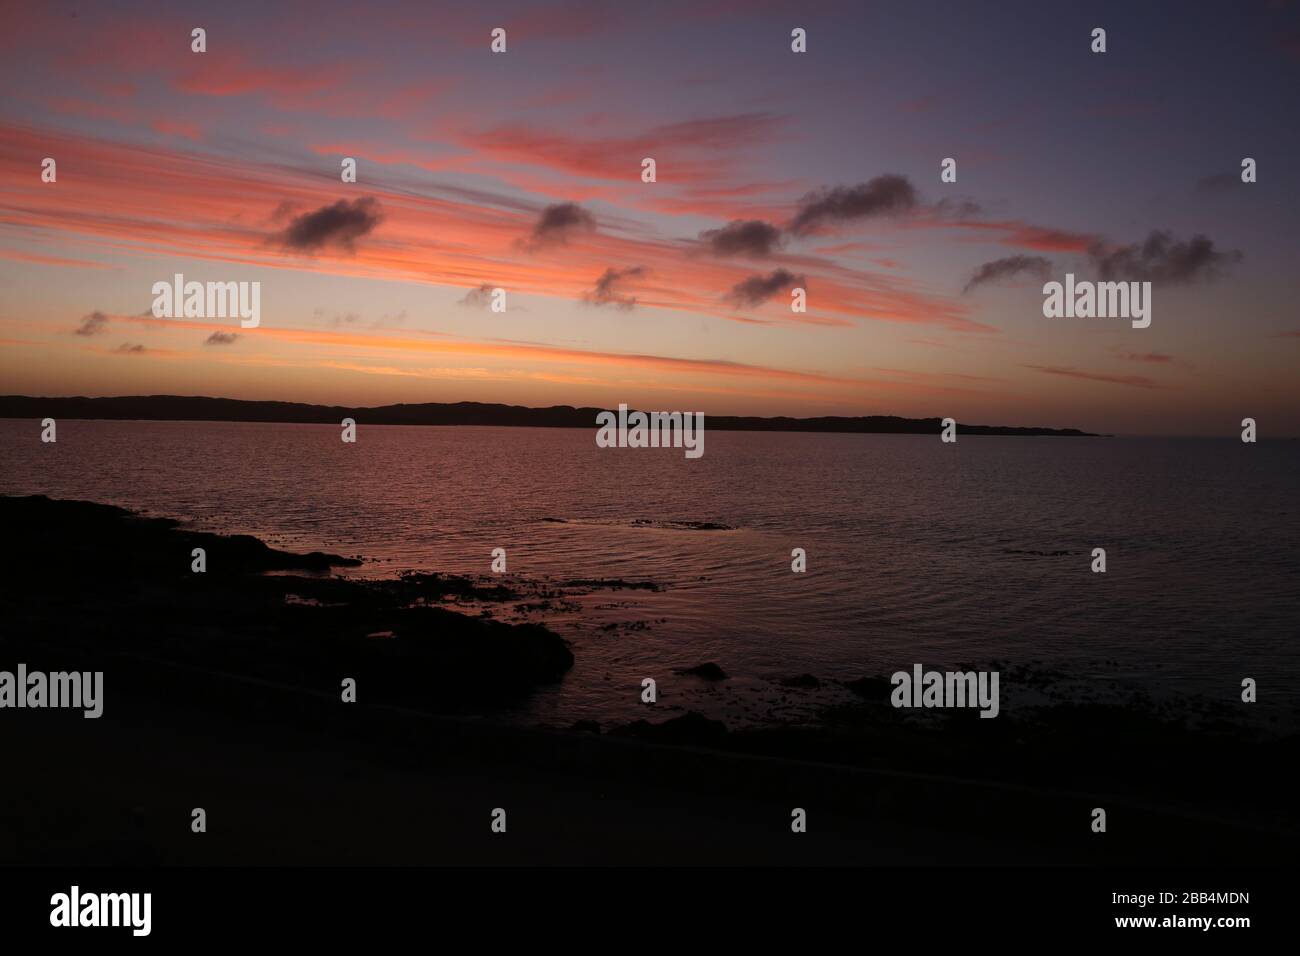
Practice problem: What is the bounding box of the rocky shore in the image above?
[2,495,1294,865]
[1,495,575,710]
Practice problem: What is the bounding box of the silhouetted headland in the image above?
[1,495,574,707]
[0,395,1100,436]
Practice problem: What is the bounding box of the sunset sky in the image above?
[2,0,1298,435]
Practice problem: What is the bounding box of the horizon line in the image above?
[4,395,1289,438]
[1,392,1108,437]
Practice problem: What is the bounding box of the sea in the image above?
[3,418,1297,729]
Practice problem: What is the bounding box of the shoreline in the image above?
[2,494,1295,864]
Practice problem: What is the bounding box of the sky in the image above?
[1,0,1298,436]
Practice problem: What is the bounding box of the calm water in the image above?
[3,418,1297,728]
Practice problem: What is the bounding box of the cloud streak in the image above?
[584,266,645,310]
[73,310,109,336]
[698,219,783,258]
[963,255,1052,293]
[788,175,918,235]
[1027,366,1164,389]
[726,269,805,308]
[1114,350,1173,364]
[461,113,782,186]
[0,123,988,334]
[459,284,496,308]
[1088,231,1242,284]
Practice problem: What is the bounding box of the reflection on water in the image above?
[3,418,1296,727]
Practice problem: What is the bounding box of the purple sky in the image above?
[2,0,1298,435]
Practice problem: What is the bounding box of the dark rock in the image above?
[560,578,661,591]
[780,673,821,689]
[609,711,728,745]
[0,494,573,709]
[846,676,893,699]
[676,661,728,681]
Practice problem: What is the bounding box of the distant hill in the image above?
[0,395,1100,436]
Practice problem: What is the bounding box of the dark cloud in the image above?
[205,332,239,345]
[1088,230,1242,284]
[274,197,383,253]
[73,310,108,336]
[962,255,1052,293]
[584,266,645,310]
[788,175,917,235]
[521,202,596,251]
[270,201,301,224]
[459,284,496,308]
[699,219,783,258]
[116,343,146,354]
[726,268,805,308]
[1114,350,1173,364]
[929,197,983,221]
[310,307,409,327]
[311,307,365,326]
[1195,172,1236,193]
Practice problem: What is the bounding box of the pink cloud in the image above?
[1027,366,1165,389]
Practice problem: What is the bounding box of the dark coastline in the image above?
[2,495,1292,865]
[0,395,1101,437]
